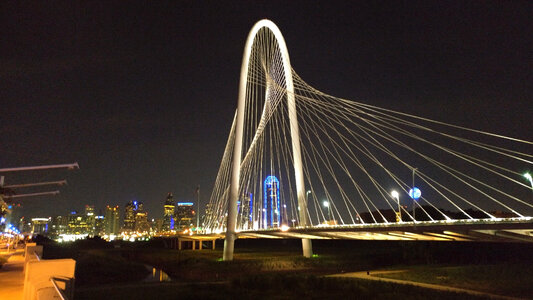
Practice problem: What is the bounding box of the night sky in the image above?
[1,1,531,220]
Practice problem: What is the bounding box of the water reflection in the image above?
[143,267,171,282]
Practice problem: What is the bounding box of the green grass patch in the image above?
[75,252,150,286]
[376,263,533,298]
[75,275,491,300]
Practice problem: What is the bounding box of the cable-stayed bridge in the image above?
[201,20,533,260]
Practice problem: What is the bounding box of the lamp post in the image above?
[412,168,417,221]
[524,172,533,200]
[322,200,332,223]
[304,190,311,226]
[391,190,400,222]
[196,185,200,230]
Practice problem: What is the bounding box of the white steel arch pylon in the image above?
[223,19,312,260]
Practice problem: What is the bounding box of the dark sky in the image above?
[1,1,531,219]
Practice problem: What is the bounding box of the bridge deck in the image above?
[194,219,533,243]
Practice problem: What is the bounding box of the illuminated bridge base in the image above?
[195,218,533,243]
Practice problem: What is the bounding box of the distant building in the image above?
[67,211,90,235]
[153,218,163,232]
[134,202,150,233]
[175,202,195,230]
[123,201,137,232]
[104,205,120,235]
[264,176,280,228]
[49,215,68,237]
[94,215,105,236]
[162,193,175,231]
[237,193,252,230]
[85,205,96,236]
[21,217,32,234]
[31,218,49,235]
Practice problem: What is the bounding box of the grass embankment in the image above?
[376,263,533,298]
[39,237,150,286]
[75,274,490,300]
[35,237,533,299]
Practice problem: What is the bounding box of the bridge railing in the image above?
[23,243,76,300]
[50,276,75,300]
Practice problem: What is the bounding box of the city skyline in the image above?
[2,1,531,219]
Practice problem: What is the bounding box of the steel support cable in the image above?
[353,106,533,164]
[271,103,295,226]
[300,101,393,223]
[346,117,502,218]
[275,103,299,224]
[299,93,447,221]
[304,99,466,220]
[298,103,376,224]
[305,95,527,216]
[305,99,402,218]
[297,111,334,223]
[207,112,237,229]
[320,107,441,221]
[341,105,533,187]
[352,113,533,211]
[299,104,352,225]
[297,105,373,224]
[291,72,533,146]
[300,101,381,224]
[290,74,533,172]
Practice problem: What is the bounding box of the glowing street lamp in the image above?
[391,190,400,222]
[524,172,533,187]
[524,173,533,200]
[322,200,332,222]
[409,187,421,222]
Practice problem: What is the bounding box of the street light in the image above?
[322,200,332,223]
[391,190,400,222]
[524,172,533,186]
[411,168,417,221]
[524,172,533,201]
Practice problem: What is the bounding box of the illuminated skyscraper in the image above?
[49,215,68,237]
[104,205,120,235]
[237,193,252,230]
[67,211,90,234]
[264,176,280,228]
[175,202,195,230]
[94,215,104,236]
[162,193,175,231]
[31,218,49,235]
[85,205,96,236]
[134,202,149,233]
[123,201,136,231]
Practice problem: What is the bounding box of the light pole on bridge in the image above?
[524,172,533,201]
[322,200,332,224]
[391,190,400,222]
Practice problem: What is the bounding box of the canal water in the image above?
[143,265,171,282]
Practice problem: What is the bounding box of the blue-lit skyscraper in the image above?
[162,193,175,231]
[263,176,280,228]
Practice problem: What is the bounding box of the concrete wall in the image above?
[22,243,76,300]
[23,258,75,300]
[24,245,43,272]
